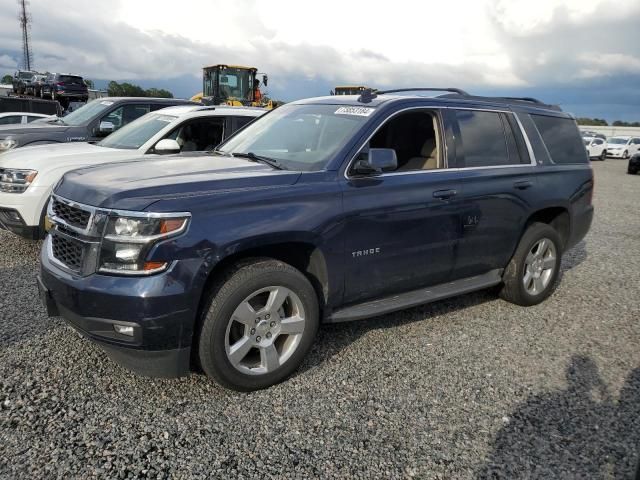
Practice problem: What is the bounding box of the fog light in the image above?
[113,324,134,336]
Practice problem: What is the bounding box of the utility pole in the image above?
[18,0,33,71]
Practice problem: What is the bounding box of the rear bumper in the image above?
[38,238,205,377]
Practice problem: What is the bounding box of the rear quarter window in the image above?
[530,114,587,164]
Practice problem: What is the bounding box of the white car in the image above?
[606,136,640,159]
[0,112,52,126]
[583,136,607,161]
[0,105,265,239]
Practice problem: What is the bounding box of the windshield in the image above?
[18,71,33,79]
[608,137,629,145]
[98,113,177,149]
[583,139,591,146]
[204,67,254,101]
[218,104,373,171]
[61,99,116,126]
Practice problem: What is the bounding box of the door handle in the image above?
[433,189,457,200]
[513,180,533,190]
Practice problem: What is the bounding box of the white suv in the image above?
[606,136,640,159]
[583,136,607,161]
[0,105,265,239]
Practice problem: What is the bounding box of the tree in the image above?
[576,117,608,126]
[106,80,173,98]
[84,79,94,89]
[1,74,13,84]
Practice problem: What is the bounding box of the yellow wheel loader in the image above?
[191,64,272,109]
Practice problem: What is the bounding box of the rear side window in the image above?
[530,114,587,164]
[0,115,22,125]
[58,75,84,84]
[455,110,524,167]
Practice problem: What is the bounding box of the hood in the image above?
[0,142,107,169]
[54,153,302,210]
[0,120,69,137]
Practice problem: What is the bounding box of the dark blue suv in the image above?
[38,88,594,391]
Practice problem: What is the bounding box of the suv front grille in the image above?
[51,235,84,272]
[51,197,91,229]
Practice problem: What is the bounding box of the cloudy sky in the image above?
[0,0,639,120]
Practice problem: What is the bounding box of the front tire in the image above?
[500,222,562,306]
[198,259,319,391]
[623,150,629,159]
[600,150,607,160]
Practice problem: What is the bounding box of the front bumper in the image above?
[607,150,627,158]
[39,236,205,377]
[628,156,640,169]
[0,186,50,236]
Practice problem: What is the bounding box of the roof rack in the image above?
[358,87,469,103]
[500,96,545,105]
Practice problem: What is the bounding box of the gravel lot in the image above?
[1,160,639,479]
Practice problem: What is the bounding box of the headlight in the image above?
[0,168,37,193]
[98,214,190,275]
[0,139,18,152]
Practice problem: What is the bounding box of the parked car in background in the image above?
[584,136,607,160]
[0,105,264,239]
[27,74,48,97]
[38,90,594,390]
[0,112,52,126]
[606,136,640,159]
[12,70,36,94]
[0,97,195,153]
[580,130,606,140]
[628,154,640,175]
[41,73,89,104]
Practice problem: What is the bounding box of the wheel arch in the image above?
[522,205,571,250]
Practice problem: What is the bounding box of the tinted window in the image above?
[58,75,83,84]
[26,115,44,123]
[101,104,150,130]
[456,110,511,167]
[0,115,22,125]
[163,117,225,152]
[594,139,604,145]
[232,116,255,131]
[531,114,587,164]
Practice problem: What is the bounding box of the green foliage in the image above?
[84,79,94,89]
[576,117,608,126]
[1,74,13,84]
[612,120,640,127]
[107,81,173,98]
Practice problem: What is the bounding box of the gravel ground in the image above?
[1,160,639,479]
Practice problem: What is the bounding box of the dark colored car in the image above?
[27,74,48,97]
[0,97,196,152]
[41,73,89,104]
[628,154,640,175]
[12,70,36,94]
[39,88,594,391]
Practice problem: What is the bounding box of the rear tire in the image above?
[500,222,562,306]
[198,259,319,391]
[623,150,629,159]
[600,150,607,160]
[628,167,638,175]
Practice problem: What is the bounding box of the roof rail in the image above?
[500,96,545,105]
[358,87,470,103]
[377,87,470,96]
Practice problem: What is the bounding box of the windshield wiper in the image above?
[232,152,286,170]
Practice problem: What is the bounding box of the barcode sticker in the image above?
[335,106,375,117]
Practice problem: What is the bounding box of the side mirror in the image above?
[262,74,268,87]
[154,139,181,154]
[98,121,114,135]
[353,148,397,174]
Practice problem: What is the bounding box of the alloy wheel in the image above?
[225,286,306,375]
[523,238,557,295]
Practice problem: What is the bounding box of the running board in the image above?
[327,269,503,323]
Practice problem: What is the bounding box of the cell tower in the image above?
[18,0,33,71]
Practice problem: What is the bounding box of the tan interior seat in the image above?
[401,137,438,171]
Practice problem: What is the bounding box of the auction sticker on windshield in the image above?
[335,106,375,117]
